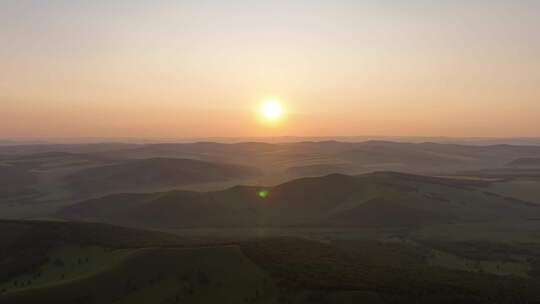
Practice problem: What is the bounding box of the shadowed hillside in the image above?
[0,220,191,284]
[0,220,276,304]
[86,141,540,174]
[4,141,540,174]
[2,141,540,218]
[3,221,540,304]
[65,157,261,195]
[507,158,540,168]
[58,172,540,229]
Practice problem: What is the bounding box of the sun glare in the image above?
[260,100,283,120]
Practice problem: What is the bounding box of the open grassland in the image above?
[240,238,540,303]
[5,220,540,303]
[487,180,540,205]
[6,237,540,304]
[428,250,530,278]
[411,221,540,243]
[0,245,135,293]
[1,246,279,304]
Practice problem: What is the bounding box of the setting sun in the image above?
[260,100,283,120]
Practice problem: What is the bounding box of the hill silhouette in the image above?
[507,157,540,168]
[5,220,540,303]
[65,158,261,195]
[59,172,539,229]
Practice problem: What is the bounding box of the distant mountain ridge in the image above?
[3,141,540,176]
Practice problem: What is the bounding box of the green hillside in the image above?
[3,220,540,303]
[1,246,278,304]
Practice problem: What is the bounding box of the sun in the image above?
[260,100,283,120]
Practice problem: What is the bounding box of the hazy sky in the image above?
[1,0,539,139]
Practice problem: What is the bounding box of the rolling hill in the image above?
[0,220,277,304]
[0,151,115,205]
[92,141,540,175]
[65,157,261,195]
[3,140,540,219]
[507,158,540,168]
[3,220,540,304]
[58,172,540,229]
[5,140,540,175]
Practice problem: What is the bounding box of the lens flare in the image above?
[258,190,269,199]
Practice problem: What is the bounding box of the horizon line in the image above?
[2,135,540,146]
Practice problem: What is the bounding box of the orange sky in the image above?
[1,1,539,139]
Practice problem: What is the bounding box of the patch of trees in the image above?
[240,237,540,303]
